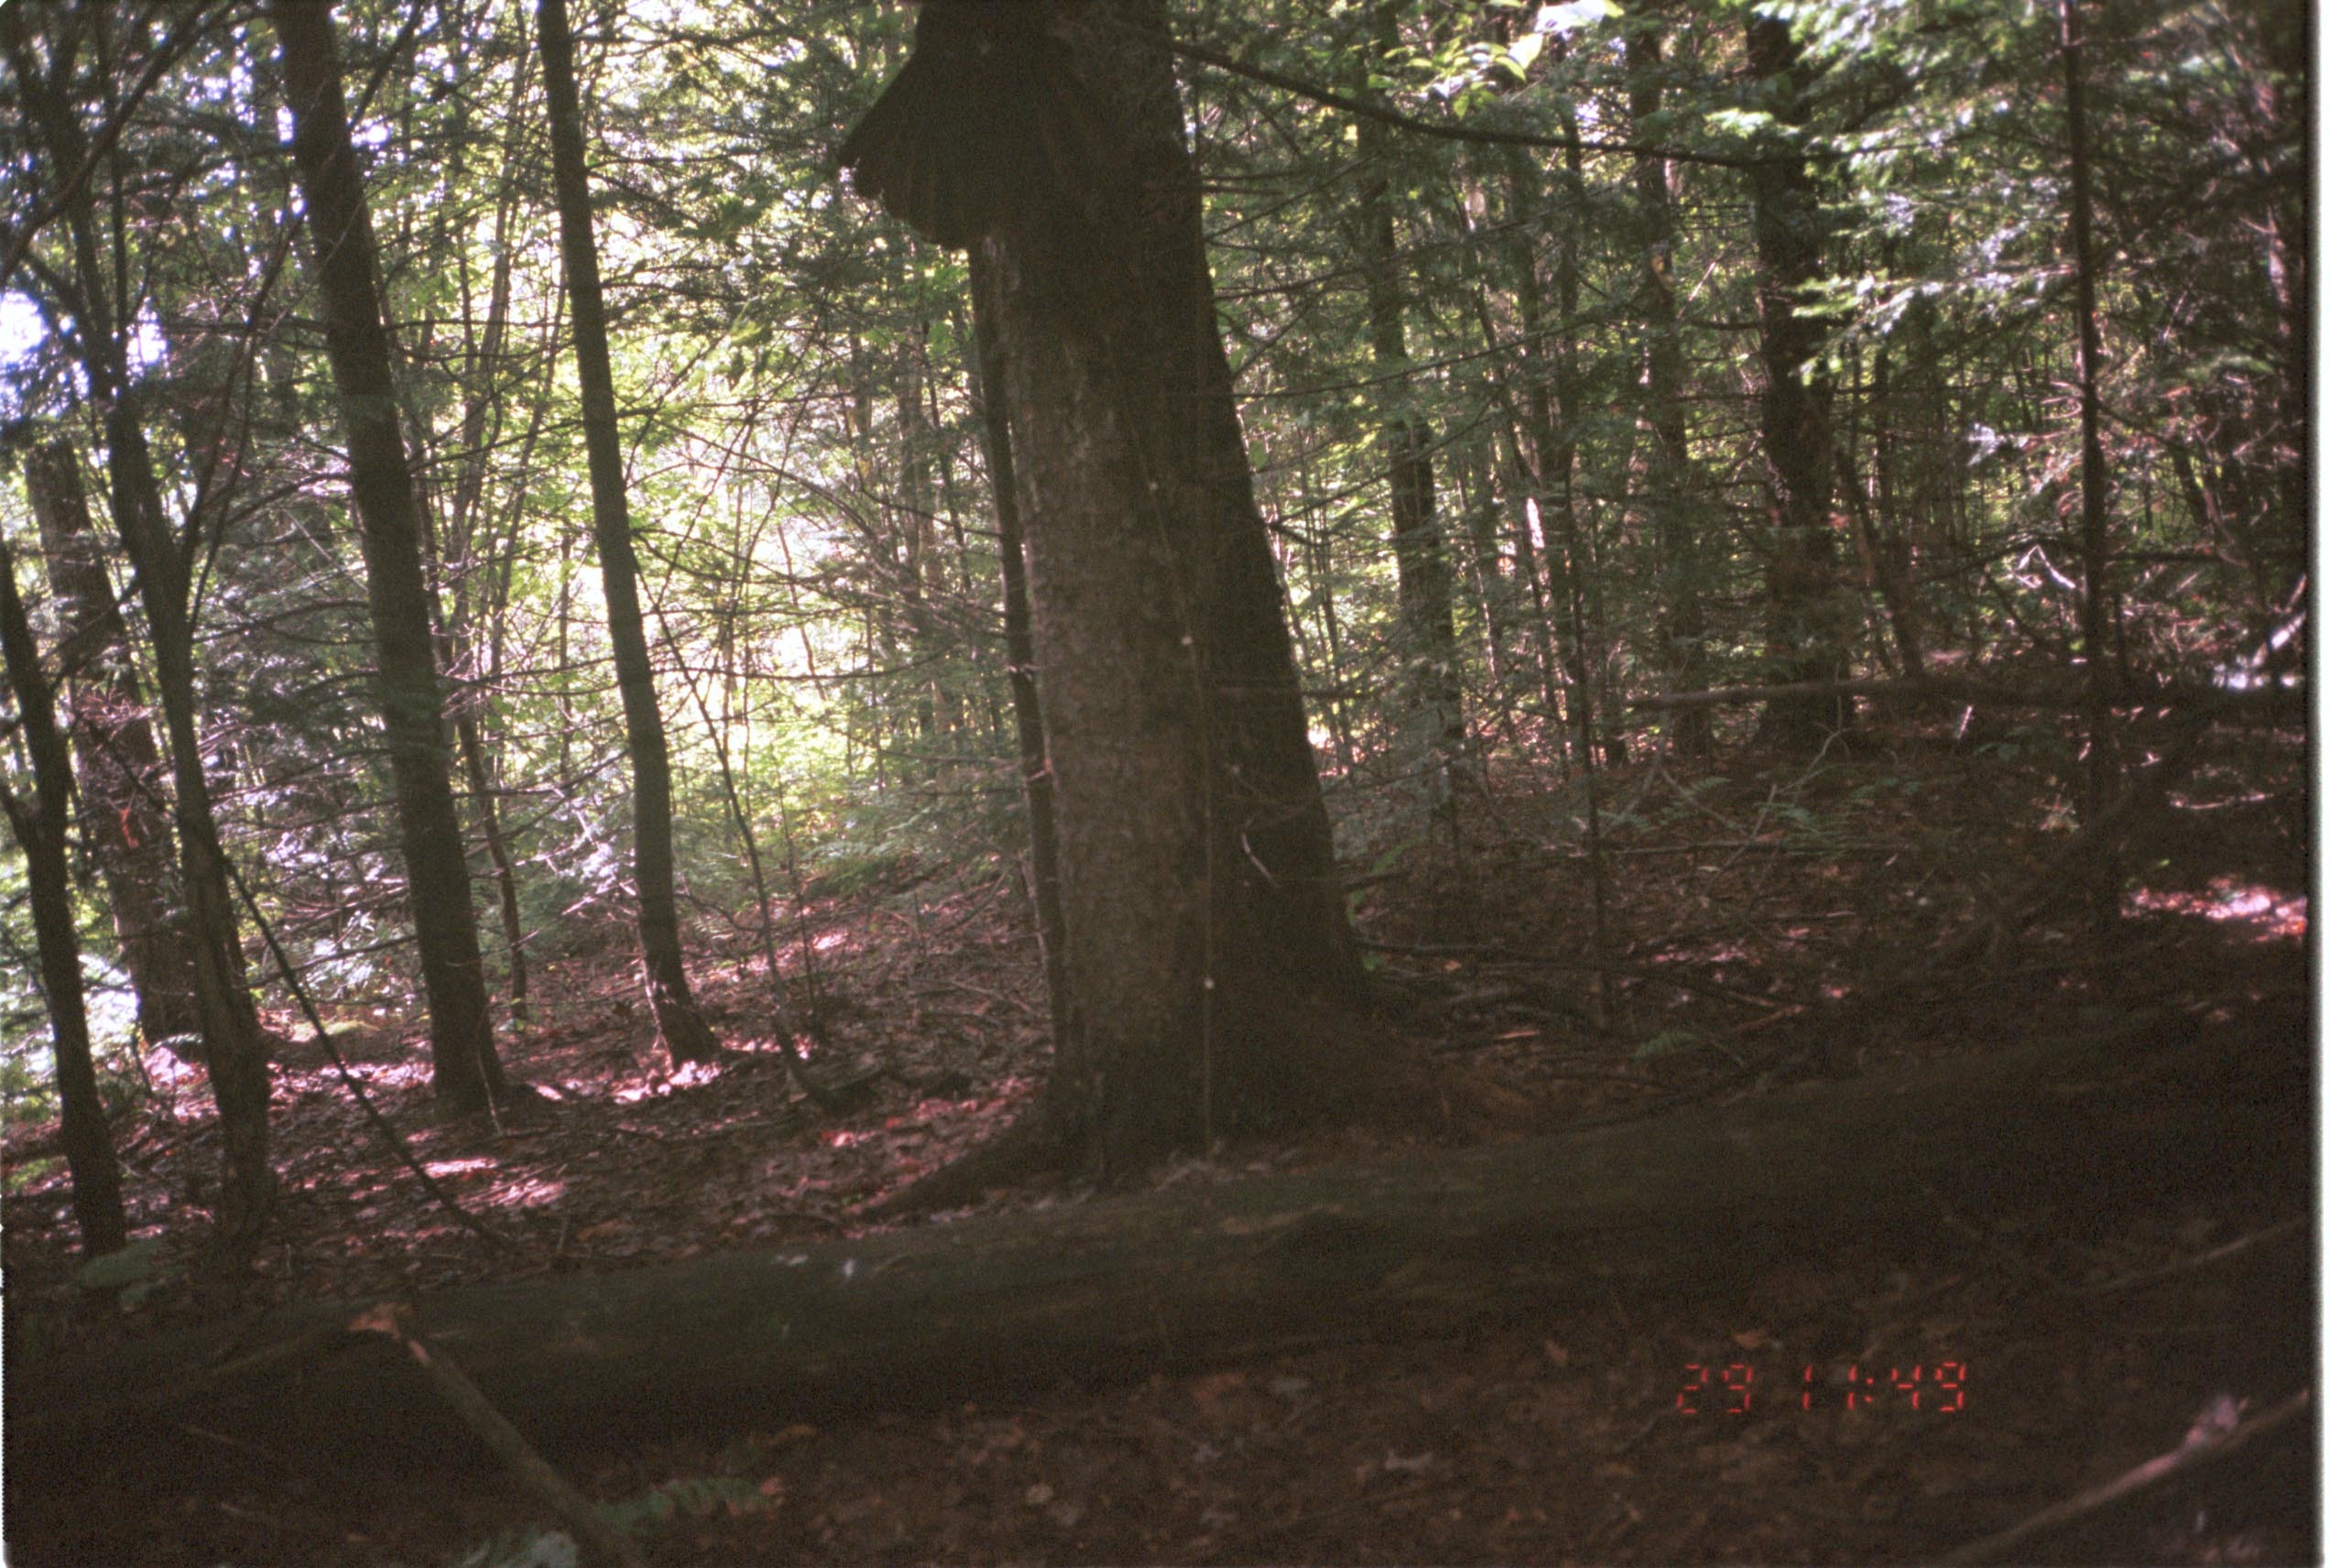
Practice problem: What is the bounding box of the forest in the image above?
[0,0,2312,1563]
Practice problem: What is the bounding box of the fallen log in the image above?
[9,994,2306,1471]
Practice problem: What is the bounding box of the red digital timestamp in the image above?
[1675,1361,1968,1415]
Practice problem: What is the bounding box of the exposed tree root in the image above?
[856,1106,1068,1221]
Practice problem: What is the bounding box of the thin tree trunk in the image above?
[1835,342,1928,680]
[2057,0,2120,923]
[271,0,507,1114]
[1452,441,1511,704]
[1546,92,1628,773]
[1500,164,1585,770]
[1480,379,1568,770]
[1626,26,1713,758]
[0,538,129,1258]
[1295,441,1357,775]
[1746,14,1853,746]
[5,5,276,1258]
[22,441,201,1055]
[969,254,1069,1051]
[894,330,954,761]
[1357,4,1464,822]
[535,0,720,1062]
[436,22,539,1031]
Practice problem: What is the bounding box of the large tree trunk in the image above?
[0,538,129,1258]
[1746,15,1854,747]
[535,0,721,1063]
[845,0,1366,1176]
[11,996,2302,1465]
[4,5,276,1257]
[985,1,1367,1175]
[22,441,201,1056]
[271,0,509,1116]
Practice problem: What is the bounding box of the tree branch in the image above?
[1172,39,1766,171]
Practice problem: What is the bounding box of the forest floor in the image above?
[4,718,2315,1566]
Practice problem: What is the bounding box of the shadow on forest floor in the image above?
[4,724,2314,1566]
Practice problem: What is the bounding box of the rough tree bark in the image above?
[0,537,129,1258]
[271,0,509,1114]
[990,1,1371,1175]
[844,0,1368,1178]
[22,441,201,1055]
[536,0,721,1063]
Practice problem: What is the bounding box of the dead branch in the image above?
[1941,1388,2311,1564]
[351,1303,648,1568]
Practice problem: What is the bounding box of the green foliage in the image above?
[73,1236,164,1307]
[5,1154,61,1195]
[1635,1028,1700,1061]
[0,831,141,1133]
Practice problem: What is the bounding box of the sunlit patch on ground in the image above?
[336,1061,433,1093]
[612,1059,724,1102]
[730,1034,817,1062]
[2128,877,2307,941]
[146,1050,208,1089]
[484,1174,569,1209]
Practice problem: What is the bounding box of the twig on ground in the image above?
[2081,1217,2306,1295]
[1940,1388,2310,1564]
[350,1302,648,1568]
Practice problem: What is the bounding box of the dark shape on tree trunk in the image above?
[838,0,1105,248]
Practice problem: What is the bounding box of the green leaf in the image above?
[1705,106,1780,139]
[1541,0,1617,35]
[75,1238,159,1291]
[1635,1029,1699,1061]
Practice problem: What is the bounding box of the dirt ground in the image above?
[4,727,2315,1565]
